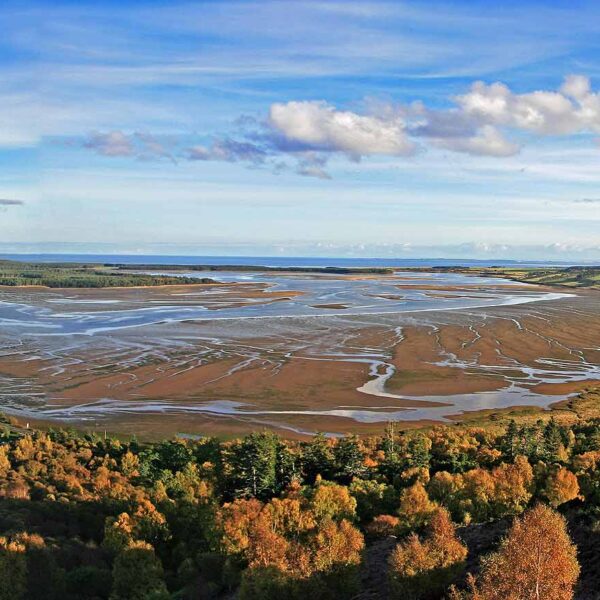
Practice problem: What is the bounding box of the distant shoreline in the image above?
[2,253,590,268]
[1,257,598,290]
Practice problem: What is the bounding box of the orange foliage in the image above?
[428,456,534,521]
[397,481,437,529]
[544,467,580,507]
[219,498,263,555]
[572,450,600,472]
[311,518,364,571]
[475,504,579,600]
[220,493,364,582]
[389,508,467,598]
[491,456,534,515]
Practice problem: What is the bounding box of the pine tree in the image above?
[224,432,279,500]
[407,434,432,469]
[501,420,519,461]
[334,435,366,483]
[301,433,335,482]
[543,418,566,463]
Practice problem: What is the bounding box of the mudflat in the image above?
[0,270,598,438]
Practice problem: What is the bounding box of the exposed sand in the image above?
[0,277,598,439]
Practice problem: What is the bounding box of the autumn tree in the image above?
[543,466,580,507]
[429,427,479,472]
[389,508,467,599]
[365,514,400,538]
[220,492,364,600]
[397,481,437,530]
[490,455,534,516]
[309,481,357,522]
[307,518,365,597]
[474,504,579,600]
[428,456,533,523]
[571,450,600,503]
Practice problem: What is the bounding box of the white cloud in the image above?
[265,75,600,163]
[431,124,519,157]
[80,75,600,174]
[456,75,600,135]
[268,100,415,157]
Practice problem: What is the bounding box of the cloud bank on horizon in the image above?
[1,0,600,259]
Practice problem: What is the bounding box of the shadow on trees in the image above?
[0,497,116,600]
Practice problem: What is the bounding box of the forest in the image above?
[0,261,213,288]
[0,389,599,599]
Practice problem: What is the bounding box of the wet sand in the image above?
[0,273,598,438]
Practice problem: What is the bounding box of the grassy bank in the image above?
[455,266,600,290]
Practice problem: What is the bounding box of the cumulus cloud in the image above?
[263,75,600,162]
[80,75,600,177]
[408,74,600,156]
[268,100,415,157]
[456,75,600,135]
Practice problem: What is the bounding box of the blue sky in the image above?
[1,0,600,259]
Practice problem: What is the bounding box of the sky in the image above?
[1,0,600,260]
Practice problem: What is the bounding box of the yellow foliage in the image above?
[397,481,437,529]
[310,482,357,522]
[474,504,579,600]
[544,467,580,507]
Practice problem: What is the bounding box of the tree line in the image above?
[0,261,212,287]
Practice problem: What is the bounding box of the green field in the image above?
[424,265,600,290]
[482,266,600,289]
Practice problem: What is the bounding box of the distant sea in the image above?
[0,254,579,268]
